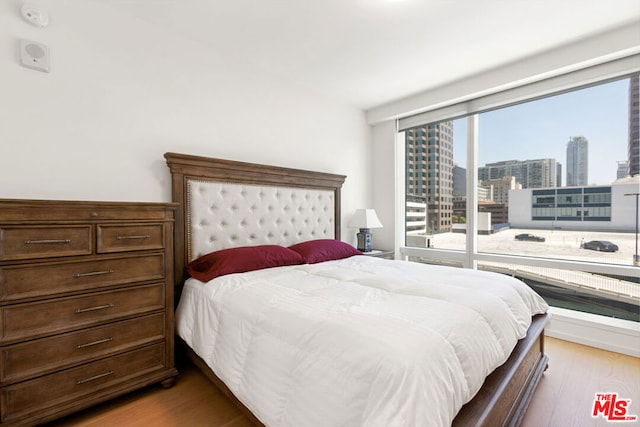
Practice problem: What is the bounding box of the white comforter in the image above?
[176,256,548,427]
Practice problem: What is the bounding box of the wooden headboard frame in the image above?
[164,152,346,287]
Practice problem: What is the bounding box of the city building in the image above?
[508,176,639,231]
[477,186,491,201]
[450,186,491,225]
[478,158,558,189]
[452,197,466,223]
[629,74,639,176]
[566,136,589,186]
[452,199,508,227]
[405,122,454,233]
[453,164,467,196]
[617,160,629,179]
[479,176,521,204]
[478,201,509,225]
[405,200,427,238]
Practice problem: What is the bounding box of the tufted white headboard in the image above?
[187,180,336,259]
[165,152,346,285]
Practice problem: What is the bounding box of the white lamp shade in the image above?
[348,209,383,229]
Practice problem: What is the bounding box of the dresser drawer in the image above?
[97,223,165,253]
[0,283,164,343]
[0,343,166,424]
[0,253,164,302]
[0,226,92,261]
[0,313,165,385]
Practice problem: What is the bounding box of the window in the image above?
[402,73,639,322]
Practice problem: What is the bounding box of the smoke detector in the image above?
[21,4,49,28]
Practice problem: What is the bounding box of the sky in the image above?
[452,77,631,186]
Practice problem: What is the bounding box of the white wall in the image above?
[0,0,371,241]
[371,120,398,252]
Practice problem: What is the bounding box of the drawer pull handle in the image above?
[76,337,114,349]
[74,269,114,278]
[24,239,71,244]
[116,235,150,240]
[76,370,114,385]
[75,303,115,314]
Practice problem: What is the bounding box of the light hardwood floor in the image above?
[51,337,639,427]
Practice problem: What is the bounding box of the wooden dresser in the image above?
[0,199,178,426]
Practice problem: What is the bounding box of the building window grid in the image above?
[530,187,612,221]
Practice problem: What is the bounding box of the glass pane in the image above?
[402,74,639,321]
[476,76,639,268]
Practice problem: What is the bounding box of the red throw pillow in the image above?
[186,245,304,282]
[288,239,362,264]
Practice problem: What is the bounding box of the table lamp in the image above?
[349,209,383,252]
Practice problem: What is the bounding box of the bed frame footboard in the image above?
[452,312,550,427]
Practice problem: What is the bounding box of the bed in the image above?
[164,152,550,427]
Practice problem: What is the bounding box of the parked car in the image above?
[582,240,619,252]
[515,233,545,242]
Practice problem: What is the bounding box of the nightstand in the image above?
[362,249,394,259]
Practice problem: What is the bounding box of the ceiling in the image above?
[103,0,640,111]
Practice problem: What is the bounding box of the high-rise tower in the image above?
[617,160,629,179]
[566,136,589,186]
[629,74,639,176]
[405,122,454,233]
[478,158,558,189]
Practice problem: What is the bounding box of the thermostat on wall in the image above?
[20,39,50,73]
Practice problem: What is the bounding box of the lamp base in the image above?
[356,228,372,252]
